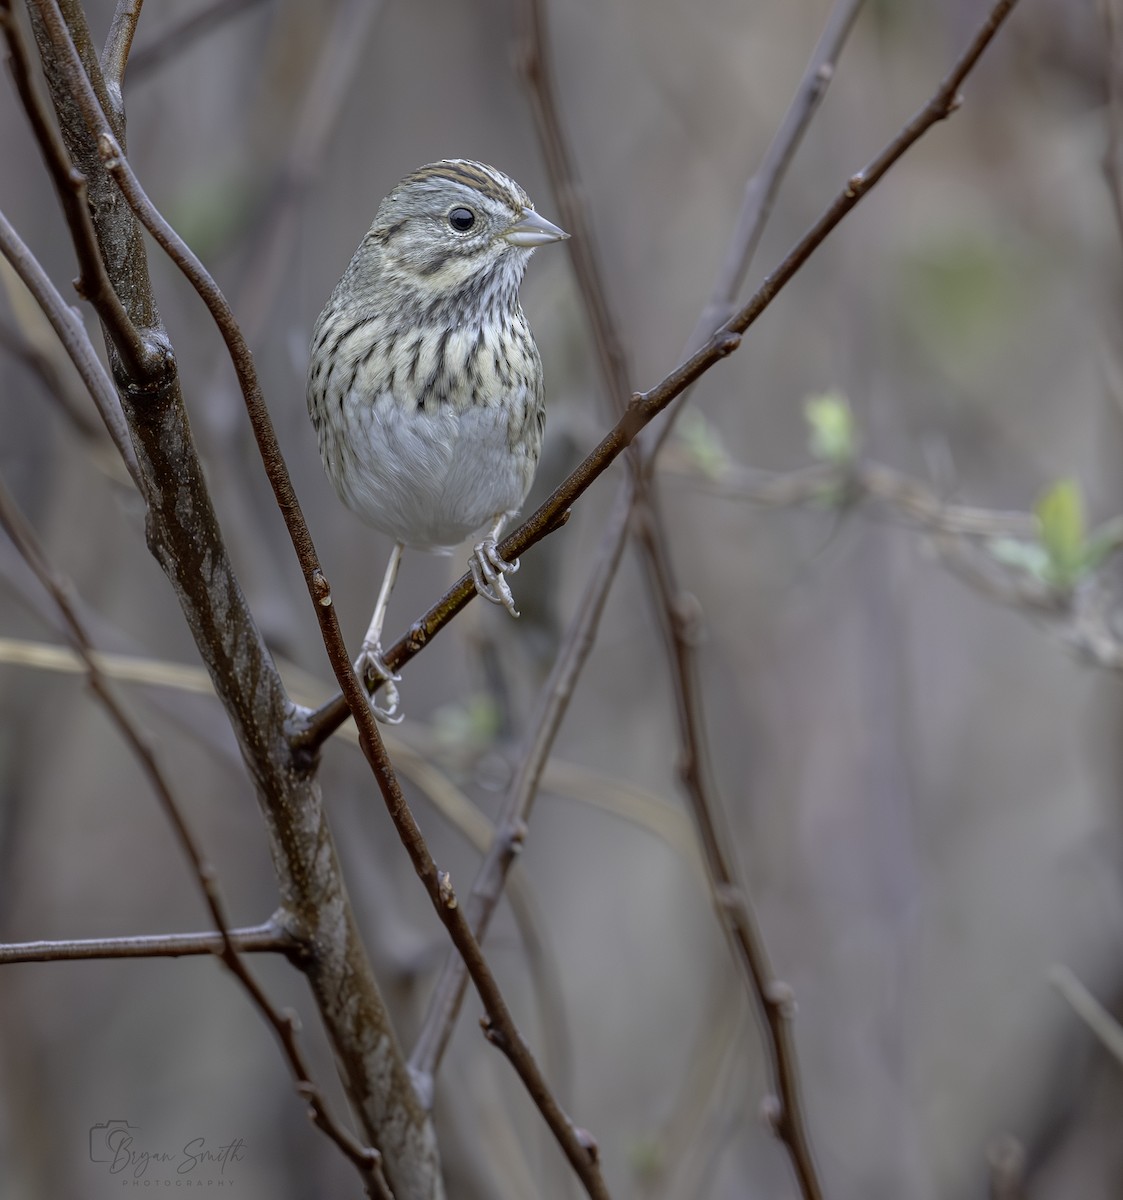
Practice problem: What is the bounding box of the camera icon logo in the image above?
[89,1119,139,1163]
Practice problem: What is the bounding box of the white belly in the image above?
[330,389,537,552]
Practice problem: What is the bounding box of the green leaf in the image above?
[1035,479,1085,588]
[804,392,856,464]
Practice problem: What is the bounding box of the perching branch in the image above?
[298,0,1021,751]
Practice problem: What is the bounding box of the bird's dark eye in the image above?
[448,207,476,232]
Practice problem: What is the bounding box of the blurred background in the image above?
[2,0,1122,1197]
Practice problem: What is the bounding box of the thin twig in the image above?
[303,559,613,1198]
[0,2,160,382]
[0,922,298,964]
[517,0,632,414]
[233,0,382,346]
[129,0,270,81]
[653,0,866,457]
[673,457,1038,538]
[686,0,866,354]
[681,452,1123,671]
[0,206,139,483]
[0,473,389,1199]
[101,0,143,99]
[1050,964,1123,1067]
[1102,0,1123,248]
[519,2,1020,1197]
[0,317,108,446]
[409,480,634,1089]
[643,506,823,1192]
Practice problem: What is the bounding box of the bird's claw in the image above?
[470,538,520,617]
[354,643,404,724]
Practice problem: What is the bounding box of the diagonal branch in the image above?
[0,1,159,382]
[0,204,139,483]
[683,0,866,356]
[653,0,866,457]
[298,0,1019,753]
[129,0,270,81]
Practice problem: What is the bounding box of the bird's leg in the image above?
[355,542,405,723]
[470,513,520,617]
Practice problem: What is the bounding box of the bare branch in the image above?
[0,2,160,382]
[652,0,866,458]
[0,922,297,964]
[101,0,142,99]
[644,509,821,1193]
[512,3,1018,1198]
[1050,964,1123,1067]
[676,457,1038,538]
[684,0,866,355]
[516,0,632,413]
[233,0,384,347]
[0,206,139,483]
[302,557,613,1198]
[1102,0,1123,247]
[129,0,270,81]
[0,471,390,1198]
[409,481,634,1089]
[675,452,1123,672]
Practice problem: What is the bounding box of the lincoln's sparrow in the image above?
[307,160,568,720]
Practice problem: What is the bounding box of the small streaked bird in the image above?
[307,159,568,720]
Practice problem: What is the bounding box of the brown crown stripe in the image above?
[404,160,530,209]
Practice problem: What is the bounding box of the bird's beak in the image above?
[503,208,569,248]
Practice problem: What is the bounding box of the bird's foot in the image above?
[470,538,520,617]
[354,643,404,724]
